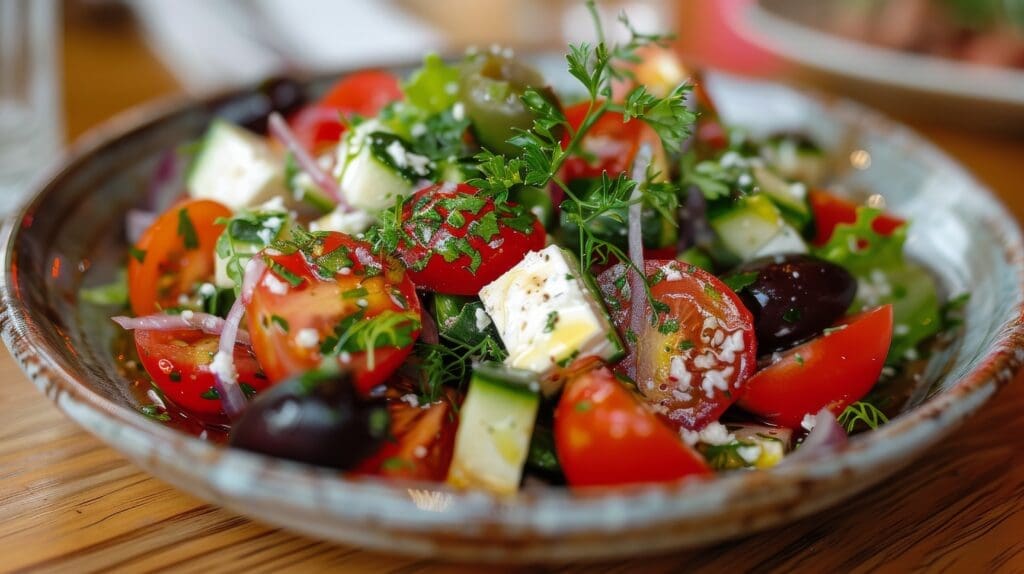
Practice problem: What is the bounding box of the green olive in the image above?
[459,53,558,155]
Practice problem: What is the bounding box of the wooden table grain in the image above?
[4,6,1024,573]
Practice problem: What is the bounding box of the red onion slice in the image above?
[112,312,251,346]
[783,408,849,464]
[624,144,652,380]
[126,209,157,244]
[267,112,348,210]
[213,257,268,419]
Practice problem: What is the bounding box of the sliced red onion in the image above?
[625,144,652,380]
[783,409,849,464]
[146,149,182,212]
[267,112,348,210]
[213,257,268,419]
[112,312,251,346]
[126,209,157,244]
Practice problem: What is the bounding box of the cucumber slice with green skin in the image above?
[431,294,501,348]
[760,134,827,186]
[333,121,423,213]
[709,194,787,263]
[446,363,540,495]
[284,154,335,215]
[751,164,811,229]
[187,120,289,210]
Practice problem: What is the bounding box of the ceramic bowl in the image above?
[2,67,1023,562]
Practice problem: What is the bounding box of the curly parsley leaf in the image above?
[837,401,889,433]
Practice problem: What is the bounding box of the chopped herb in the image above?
[270,314,290,332]
[381,457,414,471]
[722,271,759,293]
[574,400,592,413]
[342,287,370,300]
[200,387,220,400]
[140,404,170,422]
[544,311,559,333]
[177,208,200,250]
[265,257,305,287]
[321,310,421,370]
[678,340,695,351]
[794,353,805,366]
[169,371,181,382]
[240,383,257,399]
[837,401,889,432]
[129,246,147,263]
[658,318,680,334]
[782,308,802,323]
[703,283,722,301]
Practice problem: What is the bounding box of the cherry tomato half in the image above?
[128,199,231,316]
[598,260,758,431]
[738,305,894,429]
[247,232,421,394]
[357,378,461,481]
[560,104,670,183]
[809,190,905,247]
[554,359,710,488]
[288,70,402,153]
[135,329,270,424]
[395,183,546,296]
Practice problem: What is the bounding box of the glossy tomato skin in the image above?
[561,103,645,182]
[396,183,545,296]
[128,199,231,316]
[135,329,269,424]
[598,260,758,431]
[247,232,421,395]
[288,70,402,152]
[809,189,905,247]
[738,305,894,429]
[356,377,461,481]
[554,359,710,488]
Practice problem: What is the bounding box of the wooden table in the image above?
[5,6,1024,573]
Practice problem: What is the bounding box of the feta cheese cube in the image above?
[188,120,288,210]
[479,245,623,391]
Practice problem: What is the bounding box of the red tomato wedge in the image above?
[598,260,757,431]
[128,199,231,316]
[738,305,894,429]
[288,70,402,152]
[247,232,421,394]
[559,103,669,183]
[395,183,546,296]
[357,379,461,481]
[809,189,905,247]
[135,329,270,424]
[554,359,710,487]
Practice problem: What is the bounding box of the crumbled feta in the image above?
[660,262,683,282]
[801,413,817,431]
[400,393,420,408]
[452,102,465,122]
[198,283,217,297]
[698,421,735,445]
[262,273,290,296]
[180,310,194,321]
[295,328,320,349]
[311,207,376,235]
[210,350,237,385]
[475,308,492,331]
[736,445,762,464]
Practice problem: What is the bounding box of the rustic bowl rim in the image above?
[3,69,1024,559]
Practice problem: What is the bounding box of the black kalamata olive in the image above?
[229,370,388,469]
[728,254,856,354]
[211,77,308,134]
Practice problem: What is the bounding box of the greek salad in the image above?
[87,5,966,493]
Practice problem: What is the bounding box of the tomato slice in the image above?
[395,183,546,296]
[738,305,894,429]
[288,70,402,153]
[128,199,231,317]
[247,232,421,394]
[135,329,270,424]
[554,359,710,487]
[357,378,461,481]
[809,190,905,247]
[598,260,758,430]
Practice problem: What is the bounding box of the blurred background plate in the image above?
[734,0,1024,132]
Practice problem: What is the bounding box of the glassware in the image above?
[0,0,62,216]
